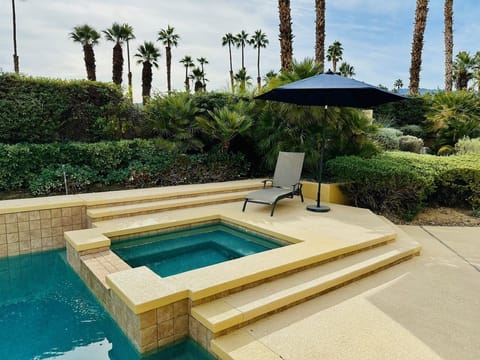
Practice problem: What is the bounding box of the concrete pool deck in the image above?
[212,225,480,360]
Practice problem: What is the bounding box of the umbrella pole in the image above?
[307,105,331,213]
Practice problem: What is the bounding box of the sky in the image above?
[2,0,480,102]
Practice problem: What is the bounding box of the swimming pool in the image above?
[112,222,286,277]
[0,250,214,360]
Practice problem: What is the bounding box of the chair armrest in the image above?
[262,179,274,188]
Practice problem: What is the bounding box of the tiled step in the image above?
[192,236,420,336]
[86,191,251,222]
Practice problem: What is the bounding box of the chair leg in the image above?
[270,202,277,216]
[242,199,248,212]
[300,189,304,203]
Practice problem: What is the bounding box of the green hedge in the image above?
[327,152,480,220]
[0,139,250,196]
[0,73,124,143]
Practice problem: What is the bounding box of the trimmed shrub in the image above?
[455,137,480,155]
[373,96,430,127]
[0,73,124,143]
[399,124,425,138]
[398,135,424,153]
[369,128,402,150]
[0,140,250,196]
[327,152,480,220]
[437,145,455,156]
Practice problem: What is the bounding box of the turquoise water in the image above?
[112,222,285,277]
[0,250,214,360]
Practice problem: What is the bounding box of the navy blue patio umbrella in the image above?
[255,71,406,212]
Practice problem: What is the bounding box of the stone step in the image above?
[192,235,420,336]
[86,191,252,222]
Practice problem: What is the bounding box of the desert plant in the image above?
[455,136,480,155]
[399,135,424,153]
[369,128,402,150]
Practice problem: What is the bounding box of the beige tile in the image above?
[62,217,72,226]
[6,223,18,234]
[40,210,51,219]
[0,234,6,245]
[51,218,62,228]
[158,335,175,348]
[52,227,63,236]
[42,237,53,248]
[158,320,174,339]
[0,244,7,257]
[7,233,19,244]
[18,231,30,241]
[7,242,19,255]
[62,208,72,217]
[0,224,5,235]
[29,211,40,221]
[41,228,52,238]
[30,220,40,230]
[40,219,52,229]
[51,208,62,218]
[29,229,41,240]
[156,304,174,323]
[139,310,157,329]
[174,314,189,336]
[19,240,31,251]
[0,214,5,224]
[174,300,189,317]
[5,213,17,223]
[140,325,158,348]
[17,212,29,222]
[71,207,82,217]
[18,221,29,232]
[31,237,42,249]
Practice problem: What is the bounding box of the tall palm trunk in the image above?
[166,46,172,92]
[409,0,429,94]
[444,0,453,92]
[126,40,133,100]
[141,61,152,104]
[228,43,234,92]
[315,0,326,70]
[112,43,123,85]
[83,44,96,81]
[256,46,261,90]
[184,66,190,92]
[278,0,293,71]
[11,0,19,73]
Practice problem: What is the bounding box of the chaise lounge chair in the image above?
[242,152,305,216]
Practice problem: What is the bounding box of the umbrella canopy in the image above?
[255,72,406,107]
[255,71,406,213]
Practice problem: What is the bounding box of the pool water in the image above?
[112,222,285,277]
[0,250,214,360]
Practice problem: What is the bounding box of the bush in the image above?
[0,73,124,143]
[0,140,251,196]
[399,135,424,153]
[373,96,430,127]
[455,137,480,155]
[327,152,480,220]
[399,124,425,138]
[369,128,402,150]
[437,145,455,156]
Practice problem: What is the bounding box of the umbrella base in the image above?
[306,204,331,213]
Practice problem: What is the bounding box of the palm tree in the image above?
[267,58,322,90]
[179,55,194,92]
[122,24,135,100]
[393,79,404,92]
[339,62,355,77]
[278,0,293,71]
[409,0,430,94]
[190,67,205,93]
[453,51,474,90]
[250,30,269,90]
[222,33,236,93]
[158,26,180,93]
[235,30,249,71]
[103,22,129,86]
[11,0,19,73]
[234,68,252,93]
[70,24,101,81]
[444,0,454,92]
[326,41,343,73]
[197,57,208,88]
[134,41,160,104]
[315,0,326,70]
